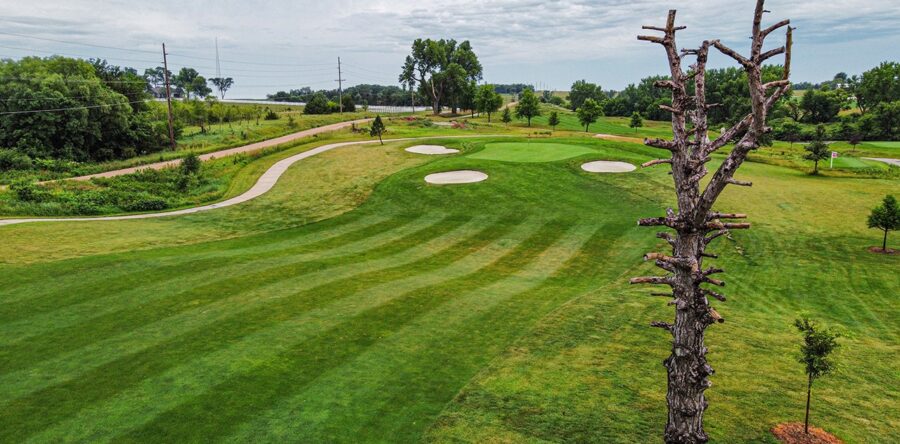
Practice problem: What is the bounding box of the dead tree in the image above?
[630,2,792,443]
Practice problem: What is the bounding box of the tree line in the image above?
[267,84,419,108]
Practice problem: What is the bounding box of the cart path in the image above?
[0,135,506,226]
[64,118,374,182]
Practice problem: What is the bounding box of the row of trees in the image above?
[267,84,419,107]
[143,66,233,100]
[0,56,170,161]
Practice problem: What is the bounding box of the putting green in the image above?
[468,142,596,163]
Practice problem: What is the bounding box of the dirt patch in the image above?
[867,246,898,255]
[772,423,844,444]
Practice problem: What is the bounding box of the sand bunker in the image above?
[424,170,488,184]
[405,145,460,155]
[581,161,636,173]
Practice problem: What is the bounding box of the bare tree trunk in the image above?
[883,229,888,251]
[631,3,792,443]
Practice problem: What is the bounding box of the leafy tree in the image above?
[576,98,602,132]
[852,62,900,113]
[143,66,168,94]
[848,133,862,152]
[569,79,603,111]
[175,68,200,99]
[0,56,168,161]
[870,100,900,139]
[209,77,234,99]
[799,87,848,124]
[399,39,482,115]
[369,115,386,145]
[629,112,644,132]
[548,111,560,130]
[794,317,841,435]
[190,76,211,99]
[501,107,512,126]
[803,125,830,174]
[304,93,330,115]
[781,121,802,147]
[515,89,541,127]
[341,94,356,112]
[867,195,900,251]
[474,84,502,122]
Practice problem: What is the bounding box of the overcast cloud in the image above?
[1,0,897,98]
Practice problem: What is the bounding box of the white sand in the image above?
[424,170,488,184]
[581,161,636,173]
[405,145,460,155]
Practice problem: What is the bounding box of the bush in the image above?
[181,153,202,175]
[304,93,331,115]
[0,150,33,171]
[123,196,169,212]
[264,109,279,120]
[11,181,45,202]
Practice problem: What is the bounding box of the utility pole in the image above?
[336,57,345,114]
[215,37,221,79]
[162,43,176,150]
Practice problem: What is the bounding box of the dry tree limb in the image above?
[644,138,679,151]
[630,276,674,286]
[651,321,675,332]
[708,307,725,323]
[643,158,673,168]
[703,276,725,287]
[702,288,727,301]
[725,178,753,187]
[709,212,747,219]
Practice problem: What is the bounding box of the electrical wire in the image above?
[0,99,152,115]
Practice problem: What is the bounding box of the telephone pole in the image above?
[336,57,345,114]
[215,37,221,79]
[162,43,176,150]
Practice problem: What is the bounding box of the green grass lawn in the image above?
[0,134,897,443]
[467,142,597,163]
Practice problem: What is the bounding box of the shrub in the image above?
[181,153,202,175]
[0,150,33,171]
[123,197,169,212]
[304,93,331,115]
[11,181,45,202]
[264,109,279,120]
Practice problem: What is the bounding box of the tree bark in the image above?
[633,3,792,442]
[883,229,888,251]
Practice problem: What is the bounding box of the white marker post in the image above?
[831,151,838,169]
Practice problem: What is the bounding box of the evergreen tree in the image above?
[803,125,830,174]
[501,107,512,126]
[370,115,386,145]
[629,112,644,132]
[548,111,560,130]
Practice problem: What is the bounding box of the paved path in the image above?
[0,135,506,226]
[863,157,900,167]
[594,133,646,144]
[64,118,373,182]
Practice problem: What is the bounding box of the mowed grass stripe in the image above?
[20,217,540,442]
[0,214,495,403]
[0,213,451,343]
[110,222,568,442]
[0,210,376,296]
[0,213,407,312]
[0,213,474,373]
[227,224,603,442]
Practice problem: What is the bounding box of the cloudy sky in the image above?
[1,0,898,98]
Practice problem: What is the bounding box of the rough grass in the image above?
[0,134,897,443]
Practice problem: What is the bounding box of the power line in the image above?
[0,30,158,54]
[0,99,152,115]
